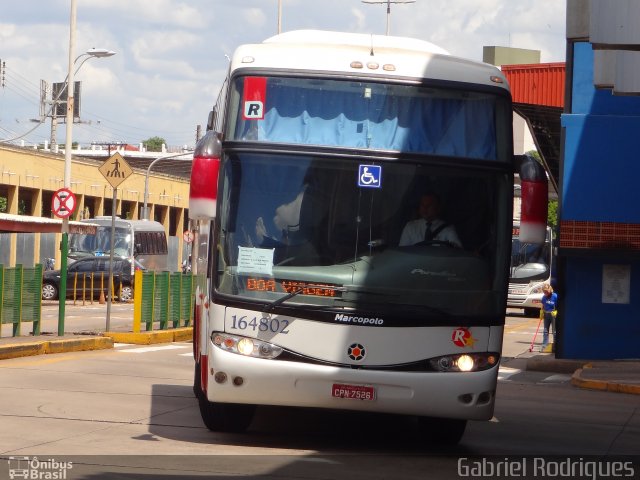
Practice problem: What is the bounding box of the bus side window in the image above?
[136,232,145,254]
[152,232,158,254]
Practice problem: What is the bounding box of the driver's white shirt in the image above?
[399,218,462,247]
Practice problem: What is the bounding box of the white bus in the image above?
[189,30,546,445]
[508,223,555,317]
[69,217,168,272]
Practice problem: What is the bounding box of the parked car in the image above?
[41,256,145,302]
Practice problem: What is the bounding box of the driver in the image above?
[399,193,462,247]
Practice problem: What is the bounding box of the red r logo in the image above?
[452,327,476,347]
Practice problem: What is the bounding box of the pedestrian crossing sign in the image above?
[99,152,133,188]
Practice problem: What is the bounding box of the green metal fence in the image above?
[133,270,195,333]
[0,264,43,337]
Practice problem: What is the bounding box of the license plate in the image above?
[332,383,376,401]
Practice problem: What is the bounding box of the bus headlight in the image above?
[456,355,475,372]
[212,332,283,359]
[237,338,254,356]
[429,352,499,372]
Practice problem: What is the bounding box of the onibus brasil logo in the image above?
[8,456,73,479]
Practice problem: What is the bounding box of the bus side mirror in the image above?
[189,131,221,221]
[518,153,548,244]
[207,107,217,131]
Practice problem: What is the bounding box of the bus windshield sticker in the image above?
[243,76,267,120]
[237,246,274,275]
[358,165,382,188]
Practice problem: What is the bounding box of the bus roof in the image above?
[230,30,509,91]
[264,30,450,55]
[81,217,165,232]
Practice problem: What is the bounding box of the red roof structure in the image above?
[501,62,566,190]
[502,62,565,108]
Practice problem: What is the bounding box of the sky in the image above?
[0,0,566,150]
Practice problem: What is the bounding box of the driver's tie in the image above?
[424,221,433,241]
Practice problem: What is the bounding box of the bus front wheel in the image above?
[198,396,255,433]
[417,417,467,446]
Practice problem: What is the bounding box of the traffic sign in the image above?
[99,152,133,188]
[183,230,194,243]
[51,188,77,218]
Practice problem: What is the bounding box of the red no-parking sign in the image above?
[52,188,77,218]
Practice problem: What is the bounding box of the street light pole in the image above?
[142,152,193,220]
[58,0,77,335]
[58,0,116,335]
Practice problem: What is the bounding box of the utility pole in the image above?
[362,0,415,35]
[38,79,76,150]
[277,0,282,34]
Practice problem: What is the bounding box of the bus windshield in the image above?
[510,234,552,282]
[227,76,509,161]
[69,227,132,259]
[216,152,511,321]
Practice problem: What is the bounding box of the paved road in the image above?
[0,340,638,479]
[0,307,639,479]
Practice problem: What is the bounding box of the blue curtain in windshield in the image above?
[237,83,497,160]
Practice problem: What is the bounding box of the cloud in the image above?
[0,0,567,147]
[82,0,209,28]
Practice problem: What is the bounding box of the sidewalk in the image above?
[0,301,192,360]
[525,353,640,395]
[503,346,640,396]
[0,328,193,361]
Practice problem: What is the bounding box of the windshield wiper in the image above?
[263,285,347,313]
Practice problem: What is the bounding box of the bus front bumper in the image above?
[205,345,498,421]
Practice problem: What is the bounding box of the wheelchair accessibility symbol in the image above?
[358,164,382,188]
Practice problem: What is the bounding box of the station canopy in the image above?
[502,62,565,193]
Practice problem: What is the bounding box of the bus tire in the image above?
[198,397,255,433]
[417,417,467,446]
[193,361,202,398]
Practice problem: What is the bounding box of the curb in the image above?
[571,366,640,395]
[526,357,587,374]
[526,357,640,395]
[0,328,192,360]
[0,337,113,360]
[103,327,192,345]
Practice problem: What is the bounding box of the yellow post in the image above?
[73,273,77,305]
[133,269,142,333]
[90,273,94,305]
[99,272,105,304]
[82,273,86,306]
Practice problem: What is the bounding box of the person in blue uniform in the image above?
[541,283,558,350]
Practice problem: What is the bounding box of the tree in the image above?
[143,136,166,152]
[548,199,558,234]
